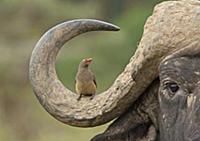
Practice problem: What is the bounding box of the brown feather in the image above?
[75,58,97,100]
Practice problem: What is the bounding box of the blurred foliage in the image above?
[0,0,164,141]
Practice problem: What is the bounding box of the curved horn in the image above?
[30,19,133,127]
[29,0,200,128]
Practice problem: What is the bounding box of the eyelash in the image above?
[163,80,179,94]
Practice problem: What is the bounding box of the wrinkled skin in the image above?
[159,56,200,141]
[92,55,200,141]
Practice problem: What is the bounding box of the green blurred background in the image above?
[0,0,164,141]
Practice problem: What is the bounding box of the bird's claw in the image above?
[77,94,83,101]
[77,94,95,101]
[90,94,95,100]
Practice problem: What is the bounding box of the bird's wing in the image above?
[93,74,97,88]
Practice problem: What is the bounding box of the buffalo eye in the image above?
[166,82,179,94]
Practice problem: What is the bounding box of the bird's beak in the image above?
[85,58,93,65]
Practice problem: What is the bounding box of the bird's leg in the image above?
[77,94,83,101]
[90,94,95,100]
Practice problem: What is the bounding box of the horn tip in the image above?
[111,25,120,31]
[102,22,120,31]
[80,19,120,31]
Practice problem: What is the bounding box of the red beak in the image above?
[85,58,92,65]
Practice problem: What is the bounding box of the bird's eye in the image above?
[166,82,179,94]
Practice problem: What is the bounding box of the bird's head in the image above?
[80,58,93,68]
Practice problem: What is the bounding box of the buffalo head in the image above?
[29,0,200,140]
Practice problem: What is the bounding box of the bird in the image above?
[75,58,97,101]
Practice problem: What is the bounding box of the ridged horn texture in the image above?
[29,0,200,128]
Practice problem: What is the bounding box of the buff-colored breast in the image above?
[75,80,96,95]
